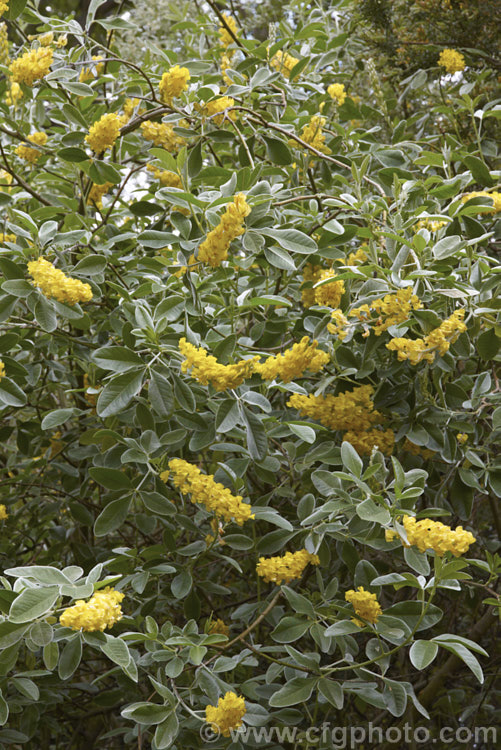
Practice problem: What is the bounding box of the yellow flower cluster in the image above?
[386,310,466,365]
[343,428,395,456]
[27,257,93,306]
[15,132,47,163]
[349,288,423,336]
[140,120,187,152]
[0,360,4,380]
[0,233,16,243]
[438,48,465,74]
[0,22,8,66]
[206,692,246,738]
[414,218,447,232]
[313,269,345,308]
[204,96,236,125]
[59,588,124,632]
[198,193,251,266]
[9,46,53,85]
[161,458,254,526]
[456,432,468,445]
[87,182,113,209]
[159,64,190,105]
[461,191,501,214]
[179,337,258,391]
[270,49,299,78]
[302,265,345,309]
[256,549,320,585]
[208,618,230,637]
[403,439,435,460]
[79,55,104,83]
[0,170,13,190]
[147,164,182,188]
[254,337,329,383]
[297,115,331,154]
[0,504,7,520]
[5,81,23,106]
[219,13,238,48]
[327,83,346,105]
[288,385,380,432]
[85,112,122,154]
[345,586,382,626]
[402,515,476,557]
[340,246,368,266]
[328,309,349,340]
[122,97,144,122]
[221,53,233,86]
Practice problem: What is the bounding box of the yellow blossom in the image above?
[0,504,7,520]
[140,120,187,152]
[87,182,113,210]
[350,288,422,336]
[456,433,468,445]
[219,14,238,48]
[343,428,395,456]
[0,21,9,66]
[79,55,104,83]
[205,692,246,738]
[257,548,320,585]
[438,48,465,74]
[402,515,475,557]
[386,310,466,364]
[122,97,144,122]
[0,233,16,243]
[27,257,93,306]
[255,337,330,383]
[0,170,13,190]
[328,309,349,340]
[9,46,53,85]
[198,193,251,266]
[179,337,258,391]
[339,246,368,266]
[295,115,331,155]
[270,49,299,78]
[162,458,254,525]
[287,385,381,432]
[203,96,236,125]
[147,164,183,188]
[5,81,23,106]
[0,360,5,380]
[159,64,190,105]
[301,263,322,308]
[15,132,47,163]
[327,82,346,105]
[461,191,501,214]
[85,112,122,154]
[313,269,345,308]
[60,588,124,632]
[414,218,448,232]
[345,586,381,626]
[208,618,230,637]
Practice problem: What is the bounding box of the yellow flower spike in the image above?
[327,82,346,105]
[85,113,122,154]
[345,586,382,626]
[205,692,246,737]
[402,516,475,557]
[198,193,250,267]
[140,120,187,152]
[27,257,93,306]
[255,337,330,383]
[159,64,190,105]
[256,549,320,585]
[438,49,465,74]
[9,46,53,85]
[163,458,254,526]
[59,588,124,632]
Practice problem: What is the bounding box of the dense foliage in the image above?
[0,0,500,747]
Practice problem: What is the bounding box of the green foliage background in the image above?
[0,0,500,746]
